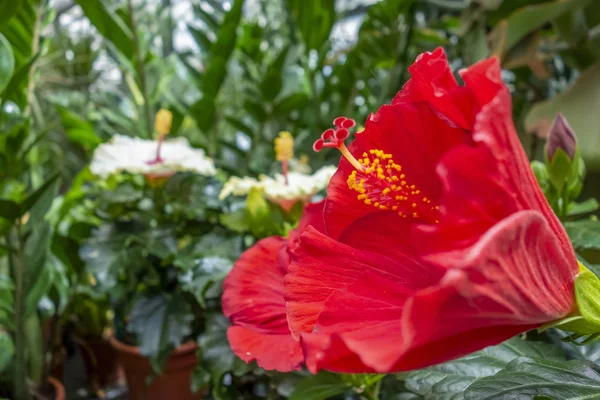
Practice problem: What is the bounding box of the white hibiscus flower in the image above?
[219,166,336,210]
[89,110,216,178]
[219,131,336,210]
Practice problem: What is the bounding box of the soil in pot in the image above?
[75,335,123,393]
[109,337,202,400]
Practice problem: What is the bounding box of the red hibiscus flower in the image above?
[285,48,579,373]
[222,201,325,372]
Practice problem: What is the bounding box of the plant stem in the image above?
[128,0,154,138]
[12,222,31,400]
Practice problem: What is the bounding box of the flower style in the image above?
[90,135,216,178]
[284,47,580,373]
[219,131,336,211]
[221,201,325,371]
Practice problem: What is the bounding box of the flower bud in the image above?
[546,113,576,162]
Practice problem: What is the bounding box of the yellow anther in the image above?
[275,131,294,162]
[155,109,173,137]
[382,188,391,196]
[412,203,417,208]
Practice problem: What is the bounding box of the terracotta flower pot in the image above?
[75,336,123,391]
[109,337,202,400]
[48,376,66,400]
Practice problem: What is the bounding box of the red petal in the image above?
[282,200,326,272]
[393,47,475,130]
[285,227,436,337]
[227,326,302,372]
[422,81,576,270]
[222,237,302,370]
[324,101,468,239]
[296,211,575,373]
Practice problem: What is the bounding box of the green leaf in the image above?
[0,331,14,374]
[178,256,232,308]
[287,0,336,51]
[0,32,15,93]
[197,312,252,380]
[489,0,592,58]
[289,372,351,400]
[0,274,14,327]
[526,62,600,170]
[0,51,39,107]
[571,264,600,331]
[0,0,22,26]
[260,46,289,102]
[19,173,60,220]
[190,96,216,132]
[25,313,42,382]
[0,199,20,221]
[188,25,213,52]
[74,0,134,60]
[465,358,600,400]
[565,219,600,251]
[569,198,600,216]
[406,338,565,399]
[127,293,194,373]
[23,222,51,305]
[200,0,244,95]
[224,116,255,137]
[56,106,102,149]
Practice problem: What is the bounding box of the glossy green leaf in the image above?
[0,32,14,93]
[406,338,565,399]
[178,256,232,308]
[127,293,194,373]
[465,358,600,400]
[74,0,134,60]
[197,313,252,380]
[565,219,600,251]
[289,372,351,400]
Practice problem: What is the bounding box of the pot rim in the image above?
[109,336,198,356]
[48,376,65,400]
